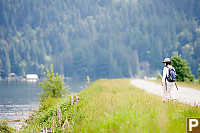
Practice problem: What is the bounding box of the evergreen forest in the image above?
[0,0,200,80]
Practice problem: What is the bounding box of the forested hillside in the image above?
[0,0,200,79]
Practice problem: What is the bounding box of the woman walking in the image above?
[161,58,178,102]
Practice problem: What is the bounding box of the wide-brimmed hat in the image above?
[162,58,171,63]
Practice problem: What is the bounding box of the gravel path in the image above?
[130,79,200,106]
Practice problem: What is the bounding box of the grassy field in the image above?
[150,79,200,90]
[176,81,200,90]
[73,79,200,133]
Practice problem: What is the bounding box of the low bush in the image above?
[171,56,194,82]
[0,120,13,133]
[22,95,84,133]
[39,64,68,103]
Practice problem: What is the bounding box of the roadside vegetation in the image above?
[71,79,200,133]
[19,65,74,132]
[150,79,200,90]
[171,56,195,82]
[176,81,200,90]
[0,120,13,133]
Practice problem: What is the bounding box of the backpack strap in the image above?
[164,66,168,91]
[165,66,169,80]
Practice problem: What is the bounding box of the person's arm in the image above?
[162,67,167,86]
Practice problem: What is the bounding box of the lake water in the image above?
[0,79,85,127]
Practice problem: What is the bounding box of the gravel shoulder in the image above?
[131,79,200,106]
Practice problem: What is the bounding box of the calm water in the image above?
[0,79,85,127]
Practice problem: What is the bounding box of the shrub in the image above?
[0,120,13,133]
[22,65,74,132]
[39,64,68,103]
[23,95,83,133]
[38,97,63,112]
[171,56,194,82]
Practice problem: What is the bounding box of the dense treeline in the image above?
[0,0,200,80]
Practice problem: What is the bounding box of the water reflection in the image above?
[0,79,85,127]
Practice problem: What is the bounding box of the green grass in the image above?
[73,79,200,133]
[19,96,79,133]
[150,79,200,90]
[176,81,200,90]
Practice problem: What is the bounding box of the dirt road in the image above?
[131,79,200,106]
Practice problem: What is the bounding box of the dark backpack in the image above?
[166,67,176,82]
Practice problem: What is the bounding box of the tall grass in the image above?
[176,81,200,90]
[150,79,200,90]
[0,120,14,133]
[19,96,80,133]
[73,79,200,133]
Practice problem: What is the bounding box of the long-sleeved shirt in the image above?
[162,65,174,83]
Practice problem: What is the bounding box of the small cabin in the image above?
[26,74,39,82]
